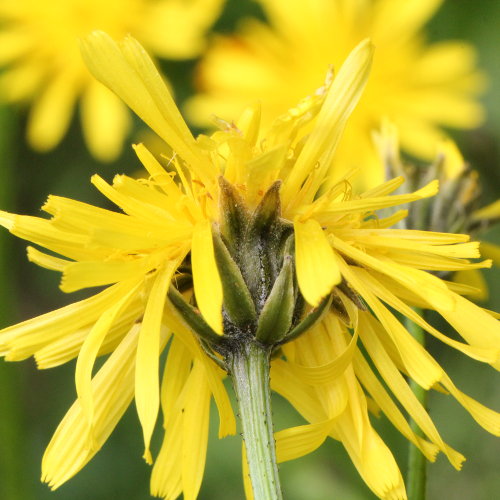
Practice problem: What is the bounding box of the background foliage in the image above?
[0,0,498,498]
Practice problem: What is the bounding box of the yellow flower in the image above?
[0,32,499,500]
[0,0,224,161]
[186,0,486,189]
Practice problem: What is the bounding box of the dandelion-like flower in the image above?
[0,32,499,500]
[0,0,224,161]
[186,0,486,188]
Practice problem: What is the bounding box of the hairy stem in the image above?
[227,341,283,500]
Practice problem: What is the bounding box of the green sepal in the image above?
[197,336,228,372]
[255,256,295,345]
[280,293,332,344]
[337,280,367,311]
[218,176,249,255]
[248,180,282,234]
[330,292,350,325]
[212,229,257,327]
[240,181,283,307]
[167,285,222,346]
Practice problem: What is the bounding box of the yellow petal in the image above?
[140,0,224,59]
[275,419,336,463]
[329,359,408,499]
[81,81,130,162]
[436,293,500,369]
[336,257,444,389]
[181,362,211,500]
[472,200,500,221]
[360,176,405,198]
[294,218,341,306]
[345,423,407,500]
[271,359,327,423]
[332,235,456,311]
[286,323,358,385]
[380,249,491,273]
[80,32,212,185]
[191,221,223,334]
[0,60,46,101]
[343,228,470,245]
[90,174,178,223]
[35,300,142,369]
[371,0,443,41]
[441,375,500,435]
[353,349,439,462]
[365,209,409,229]
[160,336,193,425]
[479,240,500,264]
[26,246,69,272]
[0,283,131,360]
[1,213,98,262]
[356,267,498,364]
[320,181,439,220]
[75,279,142,442]
[357,312,465,469]
[152,359,212,500]
[0,30,34,64]
[132,143,185,200]
[135,263,176,463]
[151,391,184,499]
[343,235,479,259]
[162,300,236,437]
[452,269,488,301]
[439,138,465,179]
[42,324,140,489]
[282,39,374,207]
[27,71,77,152]
[60,258,151,292]
[292,316,350,420]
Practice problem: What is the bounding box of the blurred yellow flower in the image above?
[186,0,486,188]
[0,0,224,161]
[0,32,499,500]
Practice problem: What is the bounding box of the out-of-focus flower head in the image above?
[0,32,499,500]
[186,0,486,188]
[375,122,500,300]
[0,0,224,161]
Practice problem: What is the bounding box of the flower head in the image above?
[0,32,499,500]
[186,0,486,188]
[0,0,224,161]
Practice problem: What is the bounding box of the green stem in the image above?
[227,341,283,500]
[0,106,33,500]
[406,309,427,500]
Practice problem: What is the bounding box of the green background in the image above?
[0,0,499,499]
